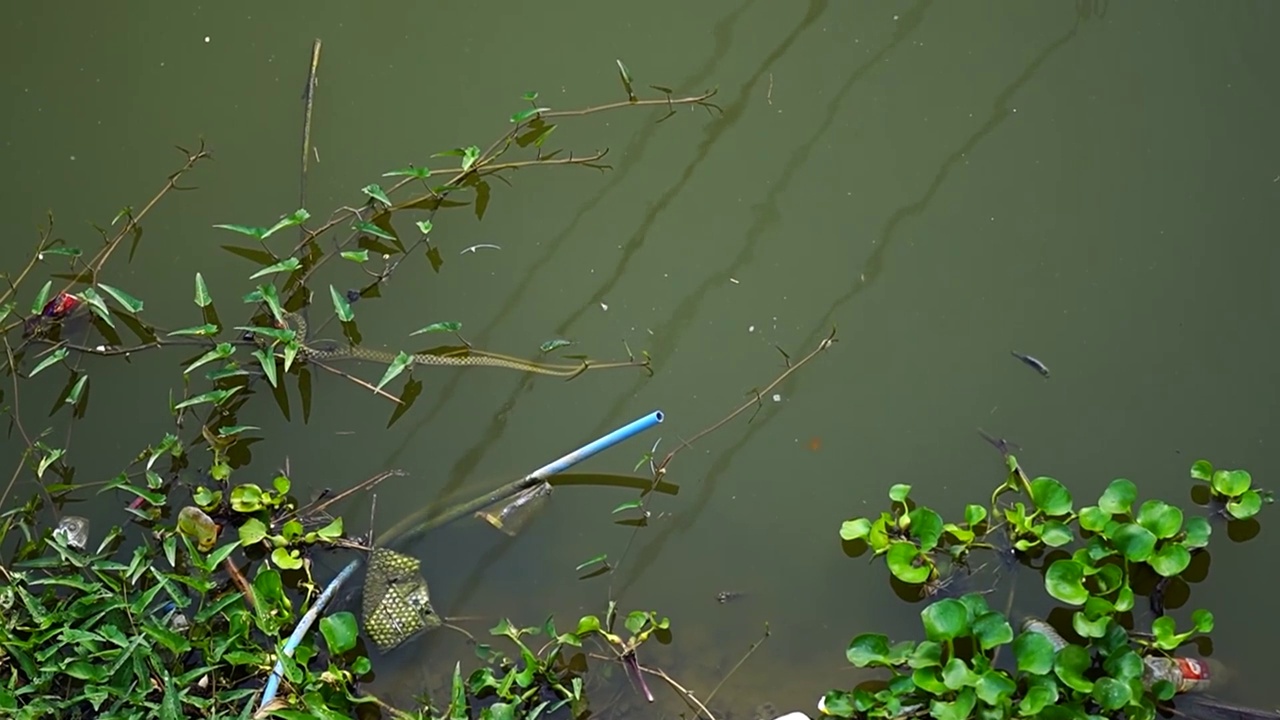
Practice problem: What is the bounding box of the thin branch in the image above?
[705,622,770,705]
[588,652,716,720]
[305,358,404,405]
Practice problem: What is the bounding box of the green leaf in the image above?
[1099,478,1137,515]
[1212,468,1251,497]
[846,634,891,667]
[1091,677,1132,711]
[975,671,1017,705]
[1044,559,1088,605]
[964,504,987,527]
[329,284,354,322]
[218,425,259,437]
[972,611,1013,650]
[315,517,343,540]
[942,658,978,690]
[29,347,68,377]
[574,554,607,572]
[410,321,462,336]
[252,349,278,387]
[341,249,370,263]
[77,287,114,327]
[1110,523,1157,562]
[920,598,968,642]
[374,351,413,391]
[184,343,235,375]
[886,541,931,584]
[1136,499,1183,538]
[612,500,643,515]
[909,641,943,669]
[249,257,301,279]
[1227,489,1263,519]
[944,522,974,543]
[271,547,303,570]
[1189,459,1214,482]
[1103,647,1145,683]
[907,507,944,550]
[194,272,212,307]
[821,691,855,719]
[1030,476,1073,516]
[1012,631,1056,675]
[1053,644,1093,691]
[29,280,52,315]
[352,220,397,241]
[1192,608,1214,632]
[539,338,574,354]
[912,666,949,695]
[66,374,88,405]
[362,184,393,207]
[511,107,551,124]
[1071,610,1109,639]
[1148,543,1191,577]
[263,209,310,239]
[1038,520,1074,547]
[929,687,976,720]
[320,612,359,655]
[888,484,911,503]
[461,145,481,172]
[173,387,241,410]
[97,283,144,313]
[0,301,14,324]
[212,223,267,239]
[168,323,220,337]
[238,518,268,546]
[416,219,433,235]
[1183,515,1211,548]
[839,518,872,541]
[1078,505,1111,532]
[381,166,431,179]
[230,484,264,513]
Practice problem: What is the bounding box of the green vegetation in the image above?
[830,453,1272,720]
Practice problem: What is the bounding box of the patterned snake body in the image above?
[279,312,648,378]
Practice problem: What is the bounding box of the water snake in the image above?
[276,311,649,378]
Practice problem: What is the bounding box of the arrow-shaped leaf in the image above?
[97,283,145,313]
[184,343,235,375]
[77,288,114,328]
[212,224,268,240]
[262,209,311,239]
[361,184,393,208]
[66,374,89,405]
[168,323,220,338]
[252,349,278,387]
[329,285,354,322]
[340,250,369,264]
[29,348,69,377]
[249,257,301,280]
[352,221,397,241]
[382,166,432,179]
[511,107,551,124]
[194,273,212,308]
[174,387,242,411]
[374,351,413,392]
[410,321,462,336]
[30,281,53,315]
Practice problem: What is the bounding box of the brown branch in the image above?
[282,469,405,527]
[705,622,770,705]
[304,358,404,405]
[587,652,716,720]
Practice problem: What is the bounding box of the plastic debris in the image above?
[54,516,90,550]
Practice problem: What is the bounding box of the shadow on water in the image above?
[612,6,1095,596]
[371,0,830,518]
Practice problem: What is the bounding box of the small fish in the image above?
[1010,351,1050,378]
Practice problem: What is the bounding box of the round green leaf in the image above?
[839,518,872,541]
[908,507,944,550]
[1189,459,1214,482]
[1012,631,1056,675]
[909,641,943,669]
[1103,647,1144,684]
[889,483,912,503]
[1212,469,1251,497]
[1044,559,1088,606]
[1018,676,1059,715]
[964,504,987,527]
[1092,677,1132,710]
[270,547,303,570]
[942,658,978,690]
[1136,499,1183,539]
[1038,520,1074,547]
[1099,478,1136,515]
[920,598,969,642]
[1148,543,1191,577]
[972,611,1014,650]
[929,687,976,720]
[1114,585,1135,612]
[1110,523,1156,562]
[887,541,932,584]
[1095,564,1124,595]
[820,691,855,718]
[1227,489,1263,519]
[1030,477,1073,516]
[847,633,891,667]
[320,611,359,655]
[1071,611,1109,639]
[975,671,1017,705]
[912,666,948,695]
[1183,516,1211,548]
[1191,608,1214,633]
[229,483,264,513]
[1078,505,1111,533]
[1053,644,1093,692]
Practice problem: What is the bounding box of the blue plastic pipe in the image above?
[525,410,663,481]
[259,558,360,711]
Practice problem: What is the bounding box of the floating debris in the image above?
[459,244,501,254]
[1010,350,1050,378]
[54,516,90,550]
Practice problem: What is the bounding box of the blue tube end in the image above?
[653,411,664,423]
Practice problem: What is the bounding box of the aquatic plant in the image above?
[829,452,1272,720]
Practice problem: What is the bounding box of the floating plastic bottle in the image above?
[1021,616,1210,694]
